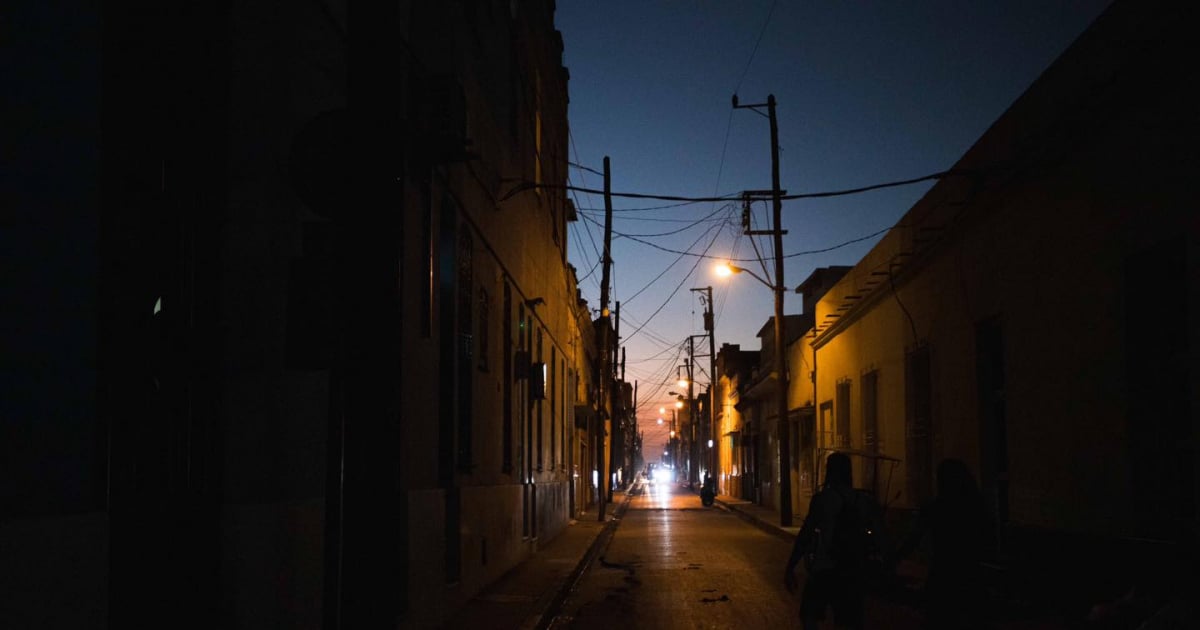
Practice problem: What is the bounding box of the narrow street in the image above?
[548,480,922,629]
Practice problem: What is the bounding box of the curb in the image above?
[714,498,797,544]
[532,488,636,630]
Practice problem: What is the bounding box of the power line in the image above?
[574,199,730,213]
[578,203,732,238]
[613,222,897,262]
[621,213,731,345]
[576,211,731,224]
[569,160,605,177]
[613,208,734,306]
[788,226,893,257]
[733,0,779,94]
[501,168,968,203]
[746,199,774,283]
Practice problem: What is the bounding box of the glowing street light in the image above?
[715,261,773,290]
[657,417,664,425]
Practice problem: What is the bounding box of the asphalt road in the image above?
[549,480,807,629]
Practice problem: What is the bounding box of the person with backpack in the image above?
[888,458,996,629]
[785,452,884,629]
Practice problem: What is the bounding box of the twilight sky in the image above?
[554,0,1111,462]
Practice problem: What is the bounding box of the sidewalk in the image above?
[445,490,631,630]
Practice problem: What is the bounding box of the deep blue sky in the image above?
[555,0,1110,457]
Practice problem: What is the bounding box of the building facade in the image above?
[4,2,600,628]
[809,0,1196,599]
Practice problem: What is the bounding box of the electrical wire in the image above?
[621,210,732,345]
[619,308,683,350]
[578,203,731,239]
[787,226,893,257]
[616,221,725,306]
[733,0,779,95]
[569,160,604,177]
[746,199,774,283]
[575,210,732,225]
[606,222,898,262]
[573,199,721,213]
[500,168,969,203]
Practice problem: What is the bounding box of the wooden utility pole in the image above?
[596,156,614,521]
[693,286,717,477]
[687,342,696,486]
[734,93,793,527]
[767,94,794,528]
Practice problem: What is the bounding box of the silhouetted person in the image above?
[890,458,996,629]
[786,452,883,630]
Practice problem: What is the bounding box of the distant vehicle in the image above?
[653,466,672,485]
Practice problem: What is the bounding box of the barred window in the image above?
[478,287,489,371]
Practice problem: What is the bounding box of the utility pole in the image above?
[733,93,793,527]
[597,156,613,522]
[609,301,621,502]
[690,286,717,478]
[687,343,697,486]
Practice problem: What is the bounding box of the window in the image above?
[478,287,490,371]
[457,229,474,469]
[536,328,544,471]
[905,346,933,503]
[976,319,1007,523]
[420,176,433,337]
[550,349,557,469]
[819,401,834,451]
[502,282,513,473]
[836,379,851,448]
[862,370,879,493]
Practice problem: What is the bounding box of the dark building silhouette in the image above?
[803,0,1197,615]
[713,0,1197,617]
[4,1,603,627]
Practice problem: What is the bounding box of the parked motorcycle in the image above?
[700,475,716,507]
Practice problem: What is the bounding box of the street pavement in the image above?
[449,481,1077,629]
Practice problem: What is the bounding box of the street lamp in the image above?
[716,259,794,525]
[716,262,773,290]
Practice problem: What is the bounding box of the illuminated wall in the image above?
[809,0,1197,543]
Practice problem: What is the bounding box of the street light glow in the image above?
[675,400,684,409]
[677,378,688,388]
[657,418,663,425]
[715,261,773,290]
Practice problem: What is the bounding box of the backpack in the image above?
[830,489,875,573]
